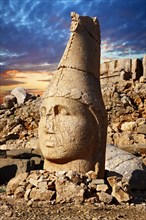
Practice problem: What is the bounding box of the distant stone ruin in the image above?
[100,55,146,85]
[38,12,107,177]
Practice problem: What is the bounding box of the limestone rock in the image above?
[137,124,146,134]
[29,188,55,201]
[55,178,85,203]
[97,191,113,204]
[5,170,132,204]
[107,176,131,203]
[11,87,27,104]
[0,149,43,184]
[6,172,28,195]
[132,59,143,80]
[3,95,17,109]
[121,122,137,131]
[96,184,108,192]
[106,145,146,190]
[0,158,29,184]
[143,55,146,80]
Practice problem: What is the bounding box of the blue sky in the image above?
[0,0,146,101]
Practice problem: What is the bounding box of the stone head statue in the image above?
[38,12,107,178]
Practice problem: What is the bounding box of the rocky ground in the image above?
[0,194,146,220]
[0,78,146,219]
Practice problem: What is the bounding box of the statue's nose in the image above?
[45,118,54,133]
[45,112,55,134]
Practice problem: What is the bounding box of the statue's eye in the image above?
[40,106,46,116]
[54,105,70,116]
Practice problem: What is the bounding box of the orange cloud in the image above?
[0,69,54,104]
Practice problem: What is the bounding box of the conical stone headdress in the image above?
[43,12,105,117]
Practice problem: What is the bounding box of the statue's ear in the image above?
[70,12,80,32]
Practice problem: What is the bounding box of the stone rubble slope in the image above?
[102,81,146,156]
[0,89,41,150]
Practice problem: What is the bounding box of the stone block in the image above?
[117,59,132,72]
[0,158,28,184]
[107,176,131,203]
[6,172,28,195]
[121,121,137,131]
[100,62,109,75]
[137,124,146,134]
[132,59,143,80]
[143,55,146,79]
[3,95,17,109]
[97,191,113,204]
[96,184,109,192]
[29,188,55,201]
[11,87,27,104]
[105,144,146,190]
[55,179,85,203]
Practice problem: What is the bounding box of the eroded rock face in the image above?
[38,12,107,177]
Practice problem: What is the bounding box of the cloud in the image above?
[0,49,26,58]
[0,0,145,75]
[0,70,26,86]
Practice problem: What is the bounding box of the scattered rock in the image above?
[107,176,131,203]
[5,170,132,205]
[3,95,17,109]
[106,145,146,190]
[11,87,27,104]
[97,191,113,204]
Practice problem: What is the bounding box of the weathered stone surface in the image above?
[11,87,27,104]
[0,96,41,150]
[107,176,131,203]
[29,188,55,201]
[121,122,137,131]
[0,149,43,184]
[132,59,143,80]
[14,185,25,198]
[6,172,28,195]
[0,158,29,184]
[106,145,146,190]
[101,56,144,84]
[96,184,108,192]
[143,55,146,79]
[3,95,16,109]
[97,191,113,204]
[137,124,146,134]
[56,179,85,203]
[102,78,146,158]
[6,170,132,204]
[38,12,107,177]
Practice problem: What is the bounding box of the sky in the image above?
[0,0,146,103]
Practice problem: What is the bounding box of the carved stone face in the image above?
[38,97,97,163]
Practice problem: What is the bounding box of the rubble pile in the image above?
[102,81,146,158]
[0,88,41,150]
[6,170,132,205]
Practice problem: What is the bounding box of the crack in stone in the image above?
[58,65,99,81]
